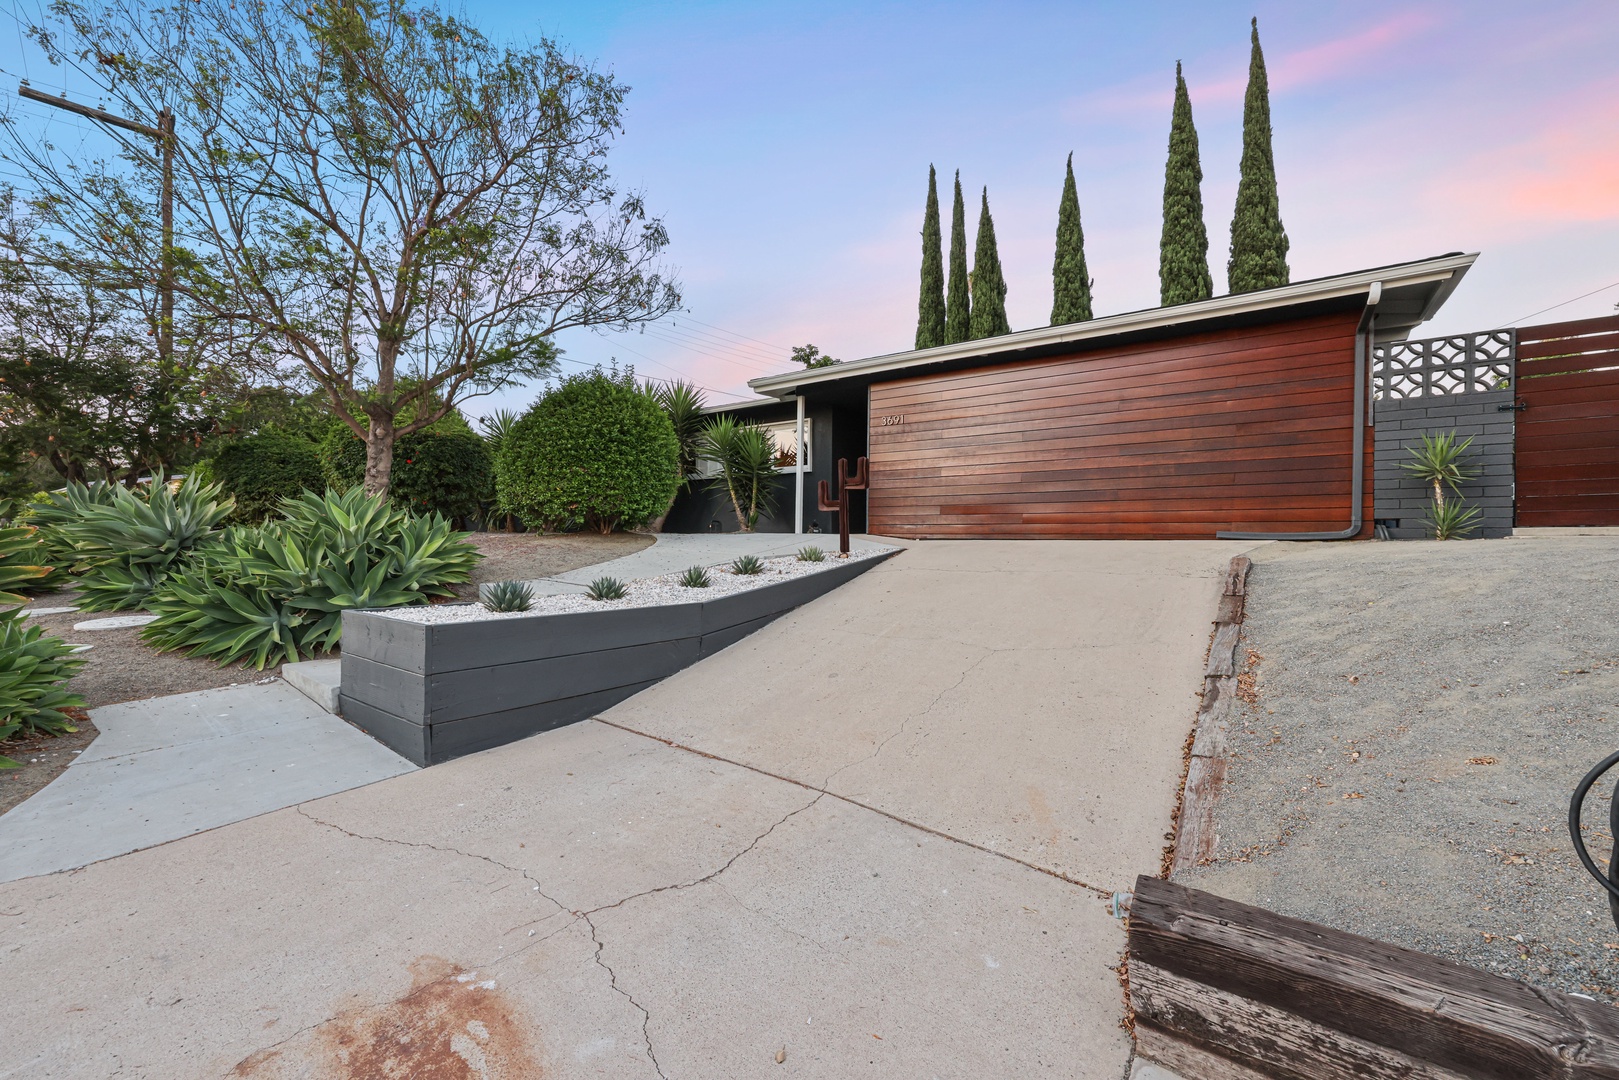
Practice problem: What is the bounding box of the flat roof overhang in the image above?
[746,252,1477,402]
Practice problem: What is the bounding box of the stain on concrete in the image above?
[233,956,544,1078]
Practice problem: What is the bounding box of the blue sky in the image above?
[7,1,1618,414]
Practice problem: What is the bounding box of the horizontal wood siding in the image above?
[868,311,1370,538]
[1515,314,1619,527]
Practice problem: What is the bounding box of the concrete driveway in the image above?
[0,539,1249,1079]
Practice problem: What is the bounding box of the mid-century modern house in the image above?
[670,252,1480,540]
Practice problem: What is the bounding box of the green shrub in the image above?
[731,554,764,576]
[497,369,680,534]
[320,425,493,523]
[678,565,711,588]
[479,580,534,612]
[586,576,627,601]
[142,487,481,669]
[198,431,325,524]
[61,480,234,611]
[0,606,86,768]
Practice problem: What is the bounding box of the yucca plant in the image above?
[731,554,764,576]
[477,408,522,449]
[0,606,86,768]
[701,415,779,532]
[480,580,534,612]
[678,565,711,588]
[651,380,708,488]
[61,479,234,610]
[796,546,825,563]
[586,576,628,601]
[0,503,52,605]
[1401,431,1476,514]
[1426,498,1482,541]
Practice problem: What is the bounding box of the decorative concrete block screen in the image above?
[1373,330,1515,538]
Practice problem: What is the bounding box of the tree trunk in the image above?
[1432,477,1445,514]
[364,416,396,498]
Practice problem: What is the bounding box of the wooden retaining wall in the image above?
[1129,876,1619,1079]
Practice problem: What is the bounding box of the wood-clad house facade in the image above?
[743,254,1475,541]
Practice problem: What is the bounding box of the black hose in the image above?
[1567,748,1619,930]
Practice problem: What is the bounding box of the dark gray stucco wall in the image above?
[1373,388,1515,538]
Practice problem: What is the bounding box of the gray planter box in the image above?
[339,552,892,766]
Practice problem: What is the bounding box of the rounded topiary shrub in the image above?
[498,370,679,533]
[201,430,325,523]
[320,425,494,524]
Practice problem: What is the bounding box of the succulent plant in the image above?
[796,546,825,563]
[586,576,628,601]
[480,580,534,612]
[678,566,711,588]
[730,554,764,576]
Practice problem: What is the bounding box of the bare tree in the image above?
[11,0,681,494]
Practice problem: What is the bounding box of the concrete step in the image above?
[281,658,341,714]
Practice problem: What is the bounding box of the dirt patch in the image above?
[0,710,99,817]
[454,530,653,598]
[1178,536,1619,1003]
[232,955,545,1079]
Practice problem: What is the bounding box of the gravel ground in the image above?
[453,530,653,598]
[391,547,894,623]
[1179,535,1619,1003]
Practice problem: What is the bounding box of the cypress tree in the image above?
[945,171,971,344]
[915,165,946,350]
[969,187,1010,340]
[1159,61,1213,306]
[1227,17,1290,293]
[1050,152,1093,325]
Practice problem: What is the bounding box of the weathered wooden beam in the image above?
[1129,876,1619,1080]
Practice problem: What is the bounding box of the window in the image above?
[694,418,812,477]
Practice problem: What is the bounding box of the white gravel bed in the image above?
[383,546,897,624]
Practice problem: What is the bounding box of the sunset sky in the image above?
[7,1,1618,414]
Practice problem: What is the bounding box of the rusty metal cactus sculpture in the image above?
[816,456,868,555]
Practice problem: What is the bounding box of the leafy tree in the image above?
[969,188,1009,340]
[1227,17,1291,293]
[1051,153,1094,325]
[915,165,946,349]
[1160,61,1213,306]
[789,344,840,368]
[12,0,680,498]
[945,172,971,344]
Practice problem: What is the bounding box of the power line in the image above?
[1496,278,1619,329]
[674,314,790,354]
[653,319,785,365]
[633,325,783,375]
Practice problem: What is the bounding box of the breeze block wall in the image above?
[1372,331,1515,539]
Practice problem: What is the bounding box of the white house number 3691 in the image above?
[880,414,905,426]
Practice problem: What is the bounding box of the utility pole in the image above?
[19,85,175,366]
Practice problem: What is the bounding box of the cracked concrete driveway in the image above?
[0,539,1248,1079]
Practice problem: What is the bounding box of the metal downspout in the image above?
[1216,282,1381,541]
[794,394,806,535]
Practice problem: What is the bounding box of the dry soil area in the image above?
[1179,535,1619,1003]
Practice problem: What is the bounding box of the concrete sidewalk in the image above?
[0,540,1250,1078]
[0,682,414,882]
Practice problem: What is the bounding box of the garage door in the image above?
[867,310,1371,539]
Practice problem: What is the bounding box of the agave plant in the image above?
[21,482,119,582]
[480,580,534,612]
[731,554,764,576]
[0,503,52,605]
[701,415,778,532]
[0,606,86,768]
[586,576,627,601]
[142,487,481,670]
[678,565,711,588]
[796,546,825,563]
[60,479,234,611]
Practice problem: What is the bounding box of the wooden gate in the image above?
[1515,314,1619,527]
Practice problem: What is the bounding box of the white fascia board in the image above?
[747,253,1478,398]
